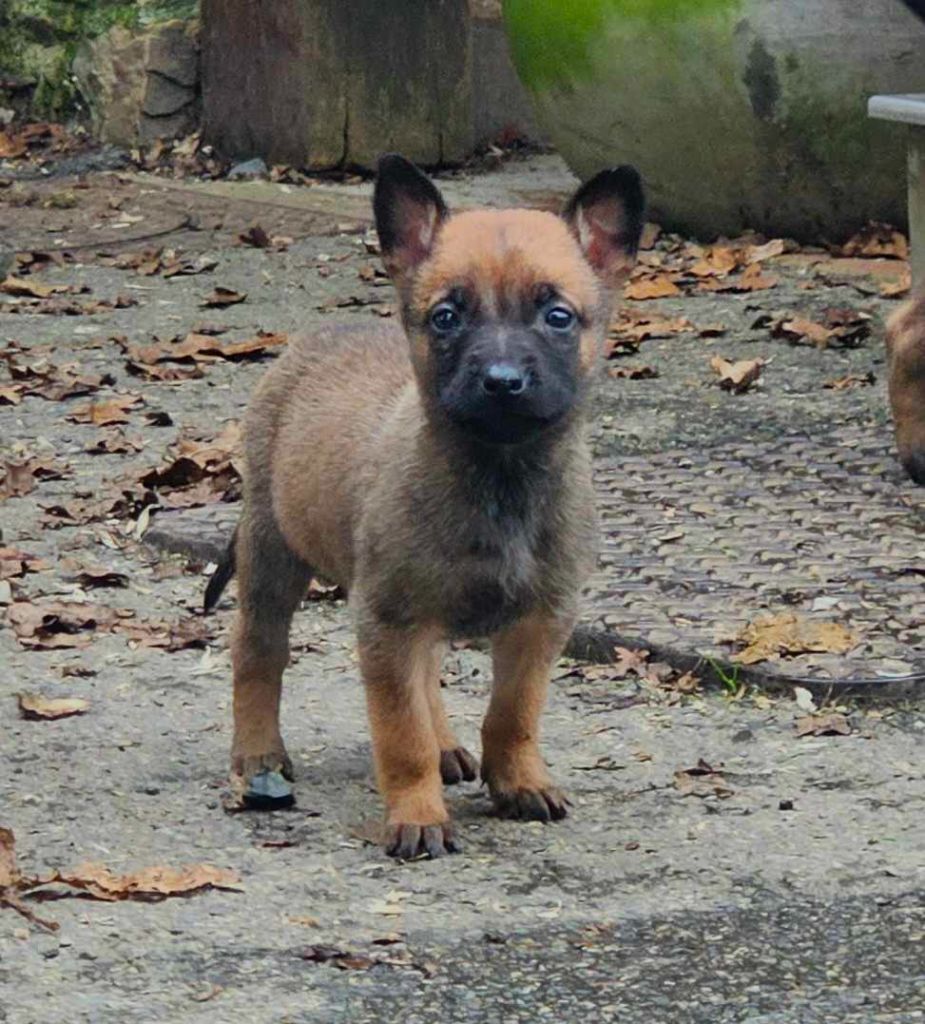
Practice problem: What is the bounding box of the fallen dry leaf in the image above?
[0,457,68,500]
[611,646,652,679]
[794,712,852,738]
[17,693,90,720]
[0,828,58,931]
[0,547,49,580]
[732,612,857,665]
[117,331,286,377]
[608,364,659,380]
[1,352,116,401]
[710,355,765,393]
[841,222,908,260]
[879,265,912,298]
[0,277,71,299]
[823,372,875,391]
[624,275,682,300]
[6,600,128,649]
[44,862,242,901]
[674,759,734,799]
[68,394,142,426]
[745,238,787,264]
[699,263,777,293]
[202,286,247,308]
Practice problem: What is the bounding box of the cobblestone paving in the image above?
[590,428,925,682]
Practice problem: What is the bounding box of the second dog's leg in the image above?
[230,515,311,808]
[359,625,460,858]
[482,611,573,822]
[424,655,479,785]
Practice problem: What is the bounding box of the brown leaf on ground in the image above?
[0,457,68,499]
[69,566,130,589]
[744,238,787,264]
[117,616,211,651]
[202,286,247,308]
[689,245,740,278]
[84,431,144,455]
[68,394,142,426]
[732,612,857,665]
[623,275,682,300]
[823,372,875,391]
[0,277,72,299]
[0,384,23,404]
[0,547,49,580]
[0,828,59,932]
[41,863,242,901]
[608,310,694,346]
[238,223,271,248]
[761,307,872,349]
[879,265,912,298]
[118,331,286,376]
[674,759,734,799]
[699,263,777,293]
[698,323,727,337]
[0,460,38,498]
[0,828,19,889]
[840,222,908,260]
[778,317,836,348]
[1,353,115,401]
[0,130,28,159]
[6,600,128,649]
[795,712,852,738]
[17,693,90,720]
[710,356,765,393]
[139,422,242,508]
[612,646,652,678]
[608,364,659,380]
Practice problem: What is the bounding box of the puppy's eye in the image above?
[545,306,575,331]
[431,304,461,333]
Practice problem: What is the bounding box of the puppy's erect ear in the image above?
[374,154,448,284]
[563,166,645,286]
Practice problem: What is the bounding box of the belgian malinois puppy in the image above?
[205,154,644,858]
[886,290,925,484]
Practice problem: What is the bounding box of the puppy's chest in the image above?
[439,504,546,637]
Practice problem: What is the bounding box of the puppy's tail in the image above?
[203,526,237,614]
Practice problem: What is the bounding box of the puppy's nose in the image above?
[482,363,526,396]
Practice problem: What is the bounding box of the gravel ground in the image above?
[1,153,923,1022]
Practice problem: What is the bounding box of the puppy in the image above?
[206,154,644,857]
[886,291,925,484]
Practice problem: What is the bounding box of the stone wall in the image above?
[0,0,198,121]
[1,0,538,162]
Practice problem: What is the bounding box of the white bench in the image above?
[869,93,925,285]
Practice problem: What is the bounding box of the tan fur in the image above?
[226,190,636,856]
[886,291,925,480]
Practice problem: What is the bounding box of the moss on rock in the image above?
[0,0,198,117]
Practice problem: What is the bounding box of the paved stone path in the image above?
[2,152,923,1023]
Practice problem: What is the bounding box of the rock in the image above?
[73,19,200,148]
[227,156,268,180]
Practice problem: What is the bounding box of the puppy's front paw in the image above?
[440,746,479,785]
[482,749,570,822]
[385,822,462,859]
[491,785,570,822]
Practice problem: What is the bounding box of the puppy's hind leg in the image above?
[230,510,311,809]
